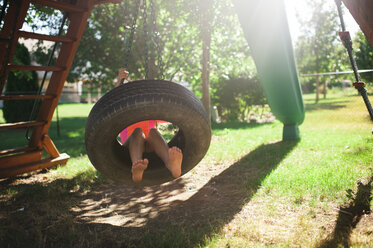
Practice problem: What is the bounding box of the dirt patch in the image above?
[0,148,252,247]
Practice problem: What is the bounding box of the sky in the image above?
[284,0,361,43]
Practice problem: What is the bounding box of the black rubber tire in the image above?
[85,80,211,186]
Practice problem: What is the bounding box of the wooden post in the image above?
[315,74,320,103]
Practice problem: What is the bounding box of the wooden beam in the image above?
[0,153,70,178]
[0,150,43,169]
[0,146,35,156]
[0,120,45,130]
[8,64,65,71]
[30,0,88,12]
[17,31,76,43]
[94,0,122,5]
[0,94,55,100]
[342,0,373,46]
[42,134,60,158]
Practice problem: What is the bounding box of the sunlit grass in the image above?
[1,91,372,247]
[201,93,373,247]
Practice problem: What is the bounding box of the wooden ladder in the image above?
[0,0,100,178]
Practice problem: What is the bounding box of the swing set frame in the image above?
[0,0,372,179]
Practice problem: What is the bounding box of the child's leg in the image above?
[123,128,148,182]
[146,128,182,178]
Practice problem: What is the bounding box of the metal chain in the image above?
[335,0,373,121]
[150,0,164,79]
[148,0,155,78]
[142,0,149,79]
[335,0,360,82]
[124,0,163,80]
[155,35,164,79]
[123,0,141,69]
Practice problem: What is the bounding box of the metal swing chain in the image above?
[142,0,149,79]
[149,0,164,79]
[122,0,163,80]
[123,0,141,69]
[143,0,164,80]
[335,0,373,121]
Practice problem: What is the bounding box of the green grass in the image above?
[201,93,373,247]
[0,92,372,247]
[206,93,372,204]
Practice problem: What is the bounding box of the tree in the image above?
[28,0,256,109]
[355,31,373,84]
[68,0,203,92]
[3,43,39,123]
[211,76,265,121]
[295,0,342,102]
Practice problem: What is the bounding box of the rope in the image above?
[335,0,373,121]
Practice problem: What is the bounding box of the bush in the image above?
[211,76,266,121]
[3,43,39,123]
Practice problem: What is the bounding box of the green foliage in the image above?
[295,1,350,93]
[355,31,373,84]
[3,43,39,123]
[26,4,65,33]
[211,76,266,121]
[28,0,254,98]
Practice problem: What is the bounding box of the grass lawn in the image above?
[0,91,372,247]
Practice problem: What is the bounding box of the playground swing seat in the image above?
[84,0,211,186]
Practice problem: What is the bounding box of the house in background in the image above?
[0,39,83,109]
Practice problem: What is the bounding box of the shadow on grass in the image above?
[305,99,349,112]
[0,117,87,157]
[0,140,298,247]
[0,129,29,150]
[318,174,373,248]
[48,117,87,157]
[211,120,273,130]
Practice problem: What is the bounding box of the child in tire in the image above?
[116,68,183,182]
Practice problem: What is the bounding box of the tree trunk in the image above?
[97,87,101,100]
[323,80,327,99]
[87,84,92,104]
[200,0,213,125]
[315,74,319,103]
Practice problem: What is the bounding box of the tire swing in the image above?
[85,1,211,186]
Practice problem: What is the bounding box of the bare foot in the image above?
[166,147,183,178]
[131,159,148,182]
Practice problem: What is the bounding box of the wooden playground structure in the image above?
[0,0,113,178]
[0,0,372,178]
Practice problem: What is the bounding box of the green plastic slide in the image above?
[233,0,305,140]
